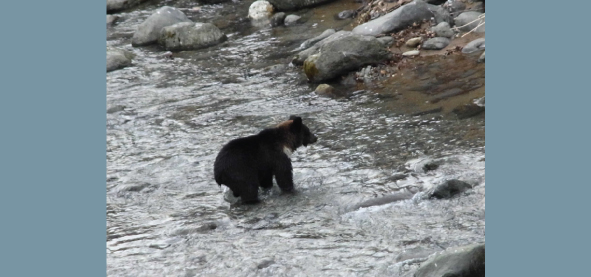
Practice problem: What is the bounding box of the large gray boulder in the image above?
[352,1,450,37]
[132,6,192,47]
[107,0,149,14]
[107,48,133,72]
[454,11,485,33]
[414,243,485,277]
[303,34,391,82]
[158,22,227,51]
[267,0,337,11]
[293,31,354,65]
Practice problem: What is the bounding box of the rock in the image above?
[303,34,391,82]
[402,50,420,57]
[107,15,119,27]
[424,0,446,4]
[267,0,336,11]
[107,48,133,72]
[422,37,450,50]
[444,0,466,18]
[462,38,485,53]
[336,10,355,20]
[478,51,485,63]
[257,259,275,269]
[352,191,414,210]
[452,103,485,119]
[284,14,302,26]
[454,11,485,33]
[270,12,286,27]
[158,22,226,51]
[396,247,435,262]
[107,0,148,14]
[293,31,354,65]
[430,22,454,38]
[430,179,472,199]
[248,1,274,21]
[132,6,191,47]
[298,29,336,50]
[474,96,485,107]
[427,3,452,25]
[415,243,485,277]
[261,64,287,76]
[405,37,422,47]
[377,36,395,47]
[352,1,434,36]
[107,105,126,114]
[314,84,336,95]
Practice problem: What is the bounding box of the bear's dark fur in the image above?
[214,116,318,204]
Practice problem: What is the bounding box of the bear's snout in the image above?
[310,134,318,144]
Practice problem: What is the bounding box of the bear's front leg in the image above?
[273,155,294,192]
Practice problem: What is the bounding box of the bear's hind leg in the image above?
[259,170,274,189]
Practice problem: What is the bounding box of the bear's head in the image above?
[278,116,318,150]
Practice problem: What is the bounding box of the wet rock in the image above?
[107,48,133,72]
[270,12,286,27]
[107,105,126,114]
[452,103,485,119]
[132,6,191,47]
[454,11,485,33]
[478,51,485,63]
[293,31,354,65]
[352,1,434,36]
[375,37,394,47]
[314,84,336,95]
[430,22,454,38]
[352,191,414,210]
[462,38,485,53]
[415,243,485,277]
[257,259,275,269]
[430,179,472,199]
[303,34,391,82]
[422,37,450,50]
[298,29,336,50]
[107,0,148,14]
[284,14,302,26]
[158,22,226,51]
[403,50,420,57]
[261,64,287,76]
[428,3,452,25]
[107,15,119,27]
[396,247,435,262]
[406,37,422,47]
[424,0,446,4]
[336,10,355,20]
[248,1,274,21]
[267,0,336,11]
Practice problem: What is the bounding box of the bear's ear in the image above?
[289,115,298,120]
[290,116,302,130]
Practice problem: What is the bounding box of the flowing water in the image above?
[107,1,485,276]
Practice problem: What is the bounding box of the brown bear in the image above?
[214,116,318,204]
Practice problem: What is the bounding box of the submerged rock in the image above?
[107,48,133,72]
[462,38,485,53]
[248,1,274,21]
[430,22,454,38]
[107,0,149,14]
[298,29,336,50]
[270,12,286,27]
[352,191,414,210]
[158,22,227,51]
[107,14,119,27]
[422,37,451,50]
[284,14,302,26]
[415,243,485,277]
[314,84,336,95]
[267,0,337,11]
[336,10,355,20]
[430,179,472,199]
[132,6,191,47]
[454,11,485,33]
[303,34,391,82]
[453,102,485,119]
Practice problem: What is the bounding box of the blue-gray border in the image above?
[488,0,590,276]
[1,1,106,276]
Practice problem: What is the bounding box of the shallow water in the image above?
[107,1,485,276]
